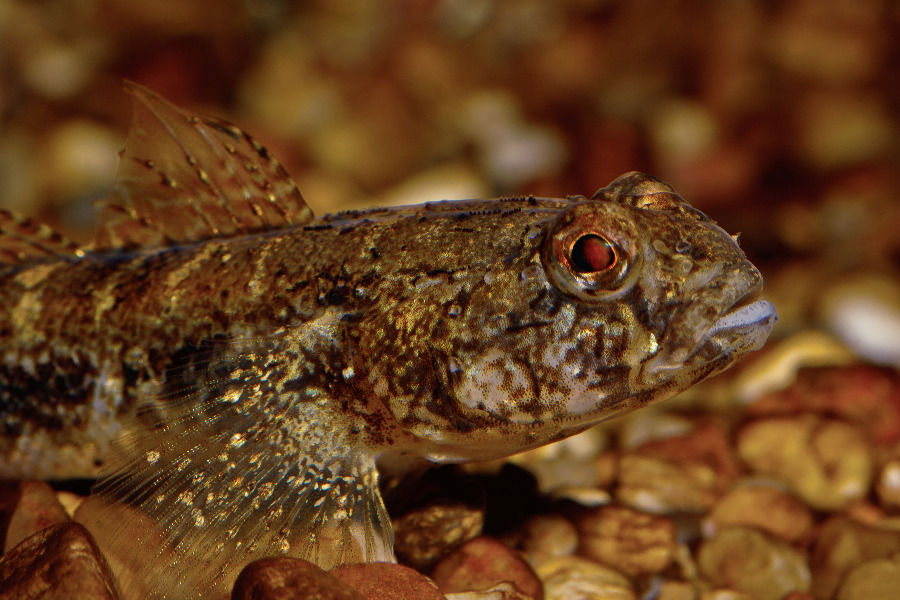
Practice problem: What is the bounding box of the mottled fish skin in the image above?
[0,84,777,598]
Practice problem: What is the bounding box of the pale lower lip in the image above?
[707,299,778,350]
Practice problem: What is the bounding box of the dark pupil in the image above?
[571,234,614,273]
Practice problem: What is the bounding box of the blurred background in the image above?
[0,0,899,347]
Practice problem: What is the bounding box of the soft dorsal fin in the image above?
[94,82,314,250]
[0,209,85,265]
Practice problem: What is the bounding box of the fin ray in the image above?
[0,209,85,265]
[76,334,392,599]
[94,82,314,250]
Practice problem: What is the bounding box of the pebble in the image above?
[628,421,741,486]
[796,92,892,168]
[835,556,900,600]
[615,454,719,514]
[43,120,120,204]
[616,411,695,451]
[431,536,543,600]
[576,505,676,577]
[697,527,811,600]
[3,481,72,553]
[699,592,754,600]
[330,562,445,600]
[392,500,484,571]
[444,582,536,600]
[535,556,635,600]
[510,429,609,495]
[0,521,118,600]
[809,515,900,599]
[655,581,694,600]
[820,274,900,368]
[513,514,579,567]
[458,91,567,190]
[702,482,813,542]
[736,415,873,510]
[748,365,900,444]
[876,459,900,509]
[232,557,363,600]
[732,331,857,404]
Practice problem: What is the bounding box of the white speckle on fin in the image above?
[93,82,314,251]
[74,335,393,599]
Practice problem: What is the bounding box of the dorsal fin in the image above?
[0,209,85,265]
[93,82,314,251]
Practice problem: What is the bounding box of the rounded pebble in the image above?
[232,557,363,600]
[330,562,445,600]
[431,536,544,600]
[835,556,900,600]
[392,500,484,571]
[703,482,813,542]
[698,527,810,600]
[576,505,676,577]
[515,514,579,567]
[535,556,635,600]
[4,481,72,553]
[876,459,900,509]
[737,415,873,510]
[616,454,719,514]
[809,516,900,599]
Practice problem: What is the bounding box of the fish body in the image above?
[0,85,776,597]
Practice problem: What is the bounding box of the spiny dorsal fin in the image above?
[76,334,393,599]
[0,209,85,265]
[93,82,314,251]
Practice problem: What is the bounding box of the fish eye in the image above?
[570,234,615,273]
[543,203,641,302]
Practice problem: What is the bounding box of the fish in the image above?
[0,83,777,598]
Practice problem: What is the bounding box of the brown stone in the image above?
[392,500,484,571]
[576,505,676,577]
[4,481,72,553]
[431,536,543,600]
[698,527,810,600]
[749,366,900,444]
[835,556,900,600]
[514,514,578,567]
[634,421,741,486]
[616,454,720,514]
[330,562,444,600]
[737,415,873,510]
[535,556,634,600]
[232,557,363,600]
[703,483,813,542]
[810,515,900,599]
[0,521,118,600]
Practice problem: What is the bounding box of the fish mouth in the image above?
[702,289,777,353]
[640,275,778,387]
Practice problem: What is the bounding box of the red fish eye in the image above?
[570,234,615,273]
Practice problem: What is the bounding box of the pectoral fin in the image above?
[76,335,393,599]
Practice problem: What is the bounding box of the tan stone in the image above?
[576,505,676,577]
[331,562,445,600]
[432,536,543,600]
[0,521,118,600]
[3,481,71,553]
[232,557,363,600]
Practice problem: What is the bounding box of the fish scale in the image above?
[0,83,776,599]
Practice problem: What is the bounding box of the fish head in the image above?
[399,172,776,461]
